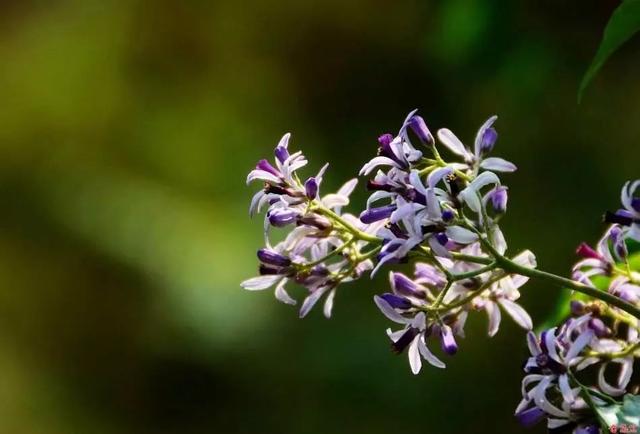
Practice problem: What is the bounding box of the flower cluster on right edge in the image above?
[515,182,640,433]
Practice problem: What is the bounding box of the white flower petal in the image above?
[299,287,329,318]
[274,279,296,305]
[323,289,336,318]
[437,128,470,158]
[359,156,399,176]
[241,275,282,290]
[480,157,517,172]
[408,335,422,374]
[485,301,502,337]
[373,295,411,324]
[445,226,478,244]
[418,335,445,369]
[499,299,532,330]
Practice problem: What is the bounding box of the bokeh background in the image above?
[0,0,638,433]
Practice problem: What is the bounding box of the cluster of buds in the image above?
[515,182,640,433]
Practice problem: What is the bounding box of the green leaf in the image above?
[594,394,640,426]
[579,0,640,102]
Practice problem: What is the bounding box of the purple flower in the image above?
[439,325,458,355]
[605,180,640,241]
[403,114,434,146]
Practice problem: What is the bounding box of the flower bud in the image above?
[490,186,508,214]
[439,325,458,355]
[515,407,545,428]
[274,145,289,164]
[575,242,601,260]
[407,115,435,146]
[441,209,455,223]
[588,317,609,338]
[304,177,318,199]
[391,272,426,299]
[380,293,412,310]
[377,133,393,146]
[570,300,586,316]
[359,205,396,224]
[257,248,291,267]
[609,226,628,260]
[268,208,298,227]
[479,127,498,154]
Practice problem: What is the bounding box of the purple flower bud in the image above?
[359,205,396,224]
[391,272,426,299]
[378,133,393,146]
[304,177,318,199]
[588,317,608,338]
[514,407,545,428]
[609,226,628,260]
[490,186,508,214]
[439,325,458,355]
[407,115,434,146]
[256,159,281,177]
[441,209,455,222]
[570,300,586,316]
[268,208,298,227]
[604,209,634,226]
[257,248,291,267]
[479,127,498,154]
[575,243,601,260]
[274,146,289,164]
[632,197,640,213]
[380,293,412,310]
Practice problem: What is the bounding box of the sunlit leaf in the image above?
[579,0,640,102]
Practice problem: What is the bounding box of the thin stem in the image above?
[450,262,497,281]
[499,255,640,319]
[313,205,380,243]
[302,237,355,269]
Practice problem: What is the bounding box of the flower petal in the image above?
[437,128,470,158]
[480,157,517,172]
[241,275,282,290]
[499,299,532,330]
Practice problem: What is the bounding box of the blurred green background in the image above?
[0,0,638,433]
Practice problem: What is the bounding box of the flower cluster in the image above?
[243,110,538,372]
[515,183,640,432]
[242,133,386,318]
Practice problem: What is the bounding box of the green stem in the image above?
[498,255,640,320]
[313,206,380,243]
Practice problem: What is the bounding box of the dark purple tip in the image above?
[604,209,634,226]
[257,248,291,267]
[268,208,298,227]
[256,159,281,177]
[490,186,508,214]
[575,243,601,260]
[407,115,434,146]
[274,146,290,164]
[359,205,396,224]
[259,264,282,275]
[480,127,498,154]
[441,209,455,222]
[391,328,418,354]
[439,326,458,355]
[304,177,318,199]
[380,293,412,310]
[392,273,426,299]
[378,133,394,146]
[514,406,545,428]
[632,197,640,213]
